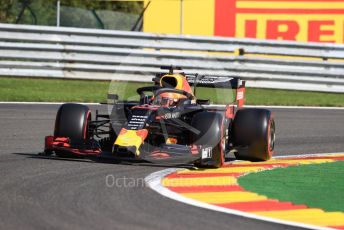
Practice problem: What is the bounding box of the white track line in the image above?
[145,153,343,230]
[0,102,101,105]
[0,102,344,110]
[245,105,344,110]
[274,152,344,158]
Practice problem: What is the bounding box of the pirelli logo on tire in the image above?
[143,0,344,44]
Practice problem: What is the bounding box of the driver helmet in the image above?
[157,92,186,106]
[158,75,191,106]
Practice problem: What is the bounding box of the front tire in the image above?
[54,103,91,157]
[191,112,226,168]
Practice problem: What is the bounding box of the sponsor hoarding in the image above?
[144,0,344,43]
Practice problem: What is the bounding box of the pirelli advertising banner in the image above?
[143,0,344,43]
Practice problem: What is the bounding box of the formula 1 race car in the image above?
[44,66,275,168]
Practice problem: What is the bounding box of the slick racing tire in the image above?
[233,108,275,161]
[191,112,225,168]
[54,103,91,156]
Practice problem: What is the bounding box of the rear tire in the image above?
[191,112,225,168]
[54,103,91,157]
[233,108,275,161]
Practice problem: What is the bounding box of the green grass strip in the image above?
[1,77,344,106]
[238,161,344,212]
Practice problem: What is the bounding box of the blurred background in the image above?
[0,0,343,104]
[1,0,343,43]
[0,0,144,31]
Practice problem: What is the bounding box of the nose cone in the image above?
[114,128,148,156]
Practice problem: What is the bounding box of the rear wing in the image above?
[185,75,243,89]
[186,75,246,107]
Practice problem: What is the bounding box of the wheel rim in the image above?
[269,120,276,152]
[83,110,91,141]
[222,126,229,155]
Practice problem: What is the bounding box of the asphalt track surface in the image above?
[1,104,343,230]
